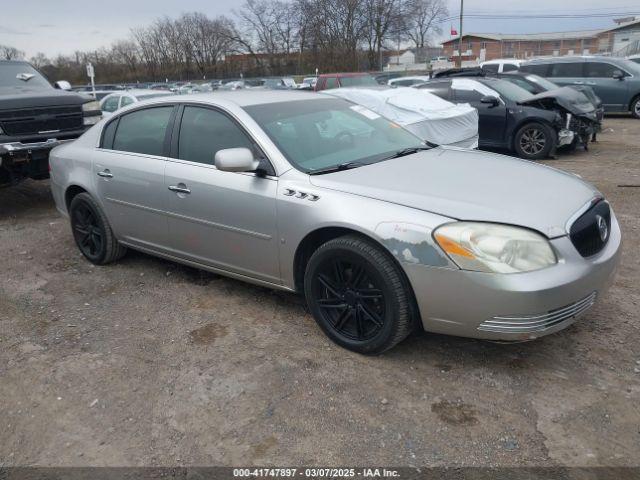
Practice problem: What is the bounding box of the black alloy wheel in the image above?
[72,202,104,261]
[514,122,555,160]
[304,235,414,354]
[69,192,127,265]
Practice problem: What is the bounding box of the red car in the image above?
[314,72,379,91]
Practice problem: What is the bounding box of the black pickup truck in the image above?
[0,60,102,187]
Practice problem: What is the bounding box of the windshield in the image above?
[487,79,533,103]
[340,75,378,87]
[244,98,426,173]
[0,62,53,93]
[525,74,558,91]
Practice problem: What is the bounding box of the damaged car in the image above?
[414,76,583,160]
[50,91,620,354]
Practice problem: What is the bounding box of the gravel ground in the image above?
[1,117,639,467]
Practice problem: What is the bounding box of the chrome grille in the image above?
[478,292,597,334]
[0,105,83,136]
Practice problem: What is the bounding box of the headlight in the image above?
[433,222,557,274]
[82,100,101,112]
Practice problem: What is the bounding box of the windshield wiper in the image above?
[308,161,368,175]
[383,145,432,160]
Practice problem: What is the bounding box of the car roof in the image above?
[146,90,325,107]
[524,55,623,64]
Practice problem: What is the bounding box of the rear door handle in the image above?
[97,169,113,178]
[168,184,191,194]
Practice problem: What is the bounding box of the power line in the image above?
[434,11,640,24]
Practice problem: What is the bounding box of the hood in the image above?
[519,87,597,118]
[0,90,86,110]
[309,147,599,238]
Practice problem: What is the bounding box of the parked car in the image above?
[324,87,479,148]
[50,91,620,353]
[415,76,577,159]
[298,77,317,90]
[388,76,431,87]
[627,54,640,64]
[434,68,603,148]
[519,56,640,118]
[373,72,403,85]
[480,58,523,73]
[315,73,379,91]
[262,77,297,89]
[100,89,175,117]
[0,60,101,187]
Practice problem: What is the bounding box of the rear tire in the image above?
[303,235,414,354]
[513,122,555,160]
[631,96,640,119]
[69,192,127,265]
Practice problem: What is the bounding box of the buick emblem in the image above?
[596,215,608,242]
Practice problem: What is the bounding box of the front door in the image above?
[583,61,630,111]
[93,105,175,250]
[452,83,507,146]
[164,105,280,283]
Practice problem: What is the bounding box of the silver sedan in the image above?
[49,91,621,354]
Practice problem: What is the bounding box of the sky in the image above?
[1,0,639,58]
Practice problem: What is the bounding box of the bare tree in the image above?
[363,0,402,70]
[402,0,447,49]
[0,45,25,60]
[29,52,50,69]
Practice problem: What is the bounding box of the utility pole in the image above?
[458,0,464,67]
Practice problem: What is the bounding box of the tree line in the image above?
[1,0,447,84]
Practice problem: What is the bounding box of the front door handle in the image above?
[168,184,191,194]
[97,169,113,178]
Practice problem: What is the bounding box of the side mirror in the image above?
[612,70,624,80]
[54,80,72,90]
[214,148,259,172]
[480,95,499,106]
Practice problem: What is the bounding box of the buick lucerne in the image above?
[49,91,621,353]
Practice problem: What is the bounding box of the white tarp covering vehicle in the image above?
[323,87,479,149]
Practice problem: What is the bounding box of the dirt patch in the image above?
[189,323,229,345]
[431,400,479,426]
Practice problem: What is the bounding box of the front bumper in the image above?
[403,213,621,341]
[0,138,76,183]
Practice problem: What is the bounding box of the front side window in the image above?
[502,63,518,72]
[339,75,378,88]
[244,98,425,173]
[178,106,253,165]
[324,77,338,89]
[585,62,624,78]
[112,106,173,156]
[520,63,549,76]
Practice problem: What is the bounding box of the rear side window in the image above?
[416,81,451,100]
[502,63,518,72]
[102,96,120,112]
[520,64,550,76]
[112,106,173,156]
[585,62,624,77]
[481,64,499,73]
[101,119,118,149]
[178,106,253,165]
[548,63,584,77]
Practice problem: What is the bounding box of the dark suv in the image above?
[0,60,102,187]
[519,56,640,118]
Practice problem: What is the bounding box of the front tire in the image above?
[69,192,126,265]
[303,235,414,354]
[513,122,555,160]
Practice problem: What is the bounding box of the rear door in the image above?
[164,104,281,283]
[94,105,176,250]
[584,61,630,110]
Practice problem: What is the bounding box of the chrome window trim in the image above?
[564,195,606,233]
